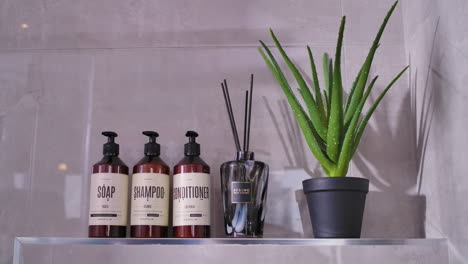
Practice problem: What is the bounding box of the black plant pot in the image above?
[303,177,369,238]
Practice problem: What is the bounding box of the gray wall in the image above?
[0,0,427,263]
[402,0,468,263]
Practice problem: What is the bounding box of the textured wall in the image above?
[0,0,417,263]
[402,0,468,263]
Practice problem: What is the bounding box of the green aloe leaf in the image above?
[351,66,409,157]
[269,29,328,142]
[323,90,329,117]
[307,46,325,120]
[258,46,335,171]
[326,58,333,121]
[259,40,290,88]
[322,53,330,92]
[345,68,362,116]
[336,75,379,176]
[322,53,333,119]
[343,1,399,127]
[326,16,345,164]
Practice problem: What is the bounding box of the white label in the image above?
[88,173,128,226]
[131,173,169,226]
[173,172,210,226]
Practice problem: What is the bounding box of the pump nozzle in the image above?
[142,131,160,156]
[186,131,198,141]
[143,131,159,142]
[184,130,200,156]
[102,131,119,156]
[102,131,117,142]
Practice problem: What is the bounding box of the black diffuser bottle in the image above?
[220,152,268,237]
[219,76,269,237]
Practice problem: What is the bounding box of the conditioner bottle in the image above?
[131,131,170,238]
[88,131,128,237]
[173,131,210,238]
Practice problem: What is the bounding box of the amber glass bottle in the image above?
[89,131,128,238]
[131,131,170,238]
[173,131,210,238]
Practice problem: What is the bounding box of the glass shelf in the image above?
[14,237,448,264]
[14,237,445,246]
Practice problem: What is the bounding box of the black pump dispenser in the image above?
[184,131,200,156]
[90,131,128,238]
[102,131,119,156]
[142,131,160,156]
[174,131,210,238]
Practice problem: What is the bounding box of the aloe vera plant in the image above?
[258,1,408,177]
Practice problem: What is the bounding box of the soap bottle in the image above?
[173,131,211,238]
[88,131,129,238]
[130,131,170,238]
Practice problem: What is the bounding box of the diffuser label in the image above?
[131,173,169,226]
[88,173,128,226]
[173,173,210,226]
[231,182,253,204]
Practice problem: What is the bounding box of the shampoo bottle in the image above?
[88,131,128,238]
[130,131,170,238]
[173,131,211,238]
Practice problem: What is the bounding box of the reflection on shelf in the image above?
[13,237,448,264]
[14,237,445,246]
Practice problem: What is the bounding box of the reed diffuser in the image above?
[220,75,269,238]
